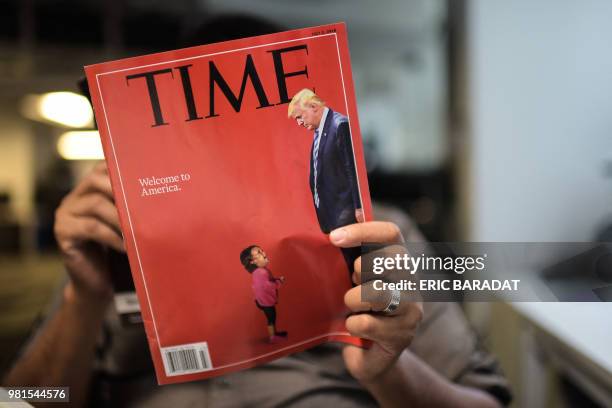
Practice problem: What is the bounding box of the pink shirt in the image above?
[252,267,281,307]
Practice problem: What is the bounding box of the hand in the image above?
[278,276,285,283]
[355,208,365,223]
[329,222,423,384]
[54,162,124,301]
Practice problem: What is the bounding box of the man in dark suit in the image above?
[288,89,363,274]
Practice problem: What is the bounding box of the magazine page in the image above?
[85,22,372,384]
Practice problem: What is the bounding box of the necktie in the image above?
[312,130,321,208]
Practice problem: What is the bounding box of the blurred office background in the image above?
[1,0,611,406]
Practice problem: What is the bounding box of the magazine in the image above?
[85,22,372,384]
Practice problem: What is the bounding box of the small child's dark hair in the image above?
[240,245,259,273]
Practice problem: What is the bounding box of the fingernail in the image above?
[330,228,347,243]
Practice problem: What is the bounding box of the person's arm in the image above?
[265,275,282,290]
[4,284,110,407]
[330,222,502,408]
[3,163,123,408]
[361,350,501,408]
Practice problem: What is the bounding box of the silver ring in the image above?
[381,289,401,314]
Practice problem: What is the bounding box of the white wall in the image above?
[467,0,612,241]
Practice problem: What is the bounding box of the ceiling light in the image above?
[57,131,104,160]
[21,92,94,128]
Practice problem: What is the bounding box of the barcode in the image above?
[161,342,212,376]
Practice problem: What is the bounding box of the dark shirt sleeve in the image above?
[336,121,362,210]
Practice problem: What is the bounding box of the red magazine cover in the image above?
[85,22,372,385]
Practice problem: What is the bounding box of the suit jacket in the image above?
[309,109,361,233]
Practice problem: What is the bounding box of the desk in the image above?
[510,303,612,407]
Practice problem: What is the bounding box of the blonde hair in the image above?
[287,88,325,118]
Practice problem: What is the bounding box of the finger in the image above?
[346,302,423,344]
[352,256,361,285]
[83,171,114,198]
[92,160,108,174]
[365,283,424,317]
[329,221,403,248]
[345,313,413,347]
[58,215,124,253]
[68,193,121,233]
[344,285,372,313]
[345,282,394,313]
[73,168,114,198]
[76,216,124,252]
[352,247,414,287]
